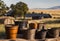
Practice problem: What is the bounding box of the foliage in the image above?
[0,0,9,15]
[10,1,29,18]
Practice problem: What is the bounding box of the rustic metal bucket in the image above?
[40,30,47,39]
[57,27,60,36]
[15,20,28,34]
[20,29,36,40]
[50,28,59,38]
[37,30,47,39]
[47,28,59,38]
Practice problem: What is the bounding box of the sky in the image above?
[2,0,60,9]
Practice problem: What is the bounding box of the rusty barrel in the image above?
[50,28,59,38]
[5,24,18,40]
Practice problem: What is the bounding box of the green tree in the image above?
[10,1,29,19]
[0,0,9,16]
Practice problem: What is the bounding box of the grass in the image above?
[0,24,5,38]
[28,9,60,14]
[45,23,60,29]
[0,24,5,32]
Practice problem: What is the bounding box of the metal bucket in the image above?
[58,28,60,36]
[51,28,59,38]
[22,29,36,40]
[28,29,36,40]
[15,21,28,34]
[40,30,47,39]
[37,30,47,39]
[47,28,59,38]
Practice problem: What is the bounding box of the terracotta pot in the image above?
[5,24,18,40]
[29,23,37,29]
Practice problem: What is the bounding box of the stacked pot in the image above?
[4,17,18,41]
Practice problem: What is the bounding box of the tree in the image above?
[0,0,9,16]
[10,1,29,19]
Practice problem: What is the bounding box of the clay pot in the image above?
[29,23,37,29]
[5,24,18,40]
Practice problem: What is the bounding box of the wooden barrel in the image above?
[5,24,18,40]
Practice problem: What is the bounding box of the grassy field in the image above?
[28,9,60,14]
[28,9,60,18]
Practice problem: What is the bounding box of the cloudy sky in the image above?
[2,0,60,9]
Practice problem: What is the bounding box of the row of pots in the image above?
[5,21,60,41]
[5,20,41,40]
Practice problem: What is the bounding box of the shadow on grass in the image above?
[0,32,6,39]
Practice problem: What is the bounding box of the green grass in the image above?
[0,24,5,32]
[0,24,6,38]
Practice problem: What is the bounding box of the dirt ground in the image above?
[0,38,60,41]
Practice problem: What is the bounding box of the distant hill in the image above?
[32,6,60,10]
[28,6,60,15]
[48,6,60,9]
